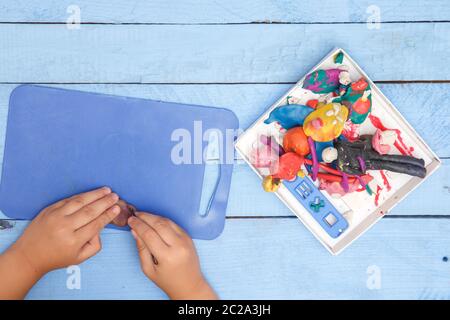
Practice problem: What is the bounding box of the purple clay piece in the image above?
[357,156,366,172]
[302,69,343,94]
[308,137,319,181]
[260,135,285,156]
[276,143,285,156]
[260,134,270,145]
[341,172,350,192]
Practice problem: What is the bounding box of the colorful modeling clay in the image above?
[319,174,373,198]
[341,120,360,142]
[321,146,338,163]
[308,137,319,181]
[334,52,344,64]
[260,134,284,155]
[111,200,136,227]
[334,77,372,124]
[372,129,397,155]
[272,152,304,181]
[262,175,281,192]
[249,143,279,174]
[306,99,319,109]
[368,114,414,156]
[338,71,351,86]
[283,126,310,156]
[335,135,426,178]
[264,104,312,129]
[315,141,334,162]
[302,69,344,94]
[303,103,349,142]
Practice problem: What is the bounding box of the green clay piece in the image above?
[334,52,344,64]
[350,107,371,124]
[309,197,325,213]
[333,80,372,124]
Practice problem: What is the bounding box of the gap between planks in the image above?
[1,21,450,26]
[1,81,450,85]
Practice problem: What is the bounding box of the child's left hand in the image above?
[12,187,121,275]
[0,187,121,299]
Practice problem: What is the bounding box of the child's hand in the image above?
[128,213,217,300]
[9,187,121,277]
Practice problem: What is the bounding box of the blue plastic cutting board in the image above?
[0,85,238,239]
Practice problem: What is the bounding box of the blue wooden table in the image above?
[0,0,449,299]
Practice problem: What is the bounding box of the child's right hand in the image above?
[128,213,217,300]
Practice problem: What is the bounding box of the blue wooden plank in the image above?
[0,83,447,219]
[1,0,449,23]
[0,218,449,299]
[0,83,447,155]
[0,24,449,82]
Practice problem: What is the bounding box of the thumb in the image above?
[78,235,102,262]
[131,229,156,279]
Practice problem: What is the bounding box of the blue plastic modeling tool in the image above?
[283,176,348,238]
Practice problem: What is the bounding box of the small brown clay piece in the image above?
[111,199,136,227]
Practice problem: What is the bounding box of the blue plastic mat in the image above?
[0,85,238,239]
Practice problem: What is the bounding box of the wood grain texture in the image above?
[0,83,447,219]
[0,23,449,83]
[1,0,450,23]
[0,218,449,299]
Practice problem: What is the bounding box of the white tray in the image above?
[235,48,441,255]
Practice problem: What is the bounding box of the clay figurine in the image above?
[334,135,426,178]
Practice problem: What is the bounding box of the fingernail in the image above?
[136,212,144,218]
[137,212,153,218]
[128,216,136,225]
[110,193,119,201]
[111,205,120,214]
[102,186,111,193]
[130,229,137,239]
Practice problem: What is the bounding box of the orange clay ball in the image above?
[283,126,310,156]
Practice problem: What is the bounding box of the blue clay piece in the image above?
[315,141,334,162]
[264,104,313,129]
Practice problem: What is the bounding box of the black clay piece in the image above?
[335,135,426,178]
